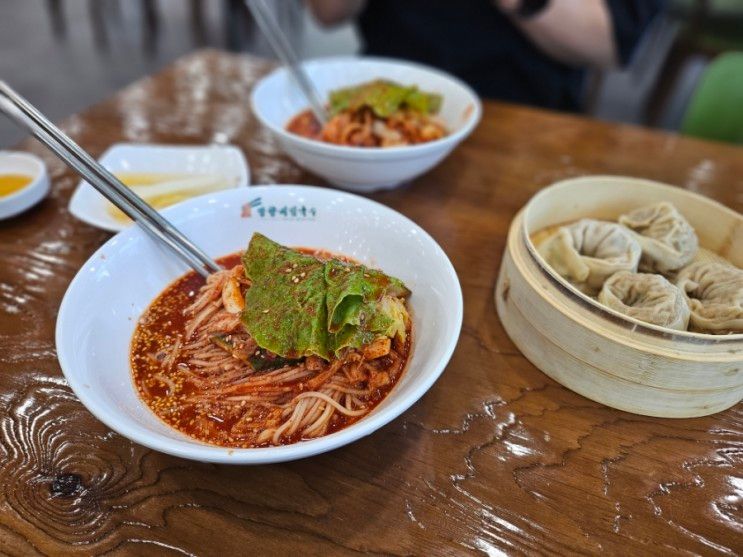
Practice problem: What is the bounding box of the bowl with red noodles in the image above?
[56,185,463,464]
[251,57,481,192]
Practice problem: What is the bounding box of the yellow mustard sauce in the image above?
[107,172,229,223]
[115,172,185,186]
[0,174,34,197]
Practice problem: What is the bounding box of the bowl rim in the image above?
[0,150,48,203]
[55,184,463,464]
[250,55,483,159]
[523,174,743,343]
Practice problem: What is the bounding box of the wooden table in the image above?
[1,50,741,556]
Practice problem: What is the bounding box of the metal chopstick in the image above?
[245,0,328,124]
[0,81,220,278]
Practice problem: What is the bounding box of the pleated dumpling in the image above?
[675,262,743,333]
[598,271,690,330]
[618,202,698,274]
[538,219,641,294]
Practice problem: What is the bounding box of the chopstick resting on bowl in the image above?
[0,81,220,278]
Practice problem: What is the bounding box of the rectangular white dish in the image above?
[69,143,250,232]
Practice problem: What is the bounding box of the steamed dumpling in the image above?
[618,202,698,274]
[676,262,743,333]
[598,271,690,330]
[538,219,641,294]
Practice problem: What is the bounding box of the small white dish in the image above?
[251,56,481,192]
[56,185,462,464]
[0,151,50,219]
[69,143,250,232]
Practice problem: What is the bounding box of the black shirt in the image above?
[358,0,664,111]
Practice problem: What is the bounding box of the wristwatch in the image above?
[515,0,550,19]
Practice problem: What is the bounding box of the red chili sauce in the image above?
[131,251,410,448]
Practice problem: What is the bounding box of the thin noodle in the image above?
[293,391,368,417]
[153,372,176,394]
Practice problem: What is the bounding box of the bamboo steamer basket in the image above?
[495,175,743,418]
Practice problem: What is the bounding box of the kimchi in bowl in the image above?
[56,185,462,464]
[251,57,481,192]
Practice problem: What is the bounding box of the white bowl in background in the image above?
[251,57,481,192]
[69,143,250,232]
[56,185,463,464]
[0,151,49,219]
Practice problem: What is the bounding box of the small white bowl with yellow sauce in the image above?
[69,143,250,232]
[0,151,50,219]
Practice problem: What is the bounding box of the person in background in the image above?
[305,0,664,111]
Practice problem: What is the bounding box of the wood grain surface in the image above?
[0,50,741,556]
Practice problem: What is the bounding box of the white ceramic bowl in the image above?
[251,57,482,192]
[0,151,49,219]
[56,185,462,464]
